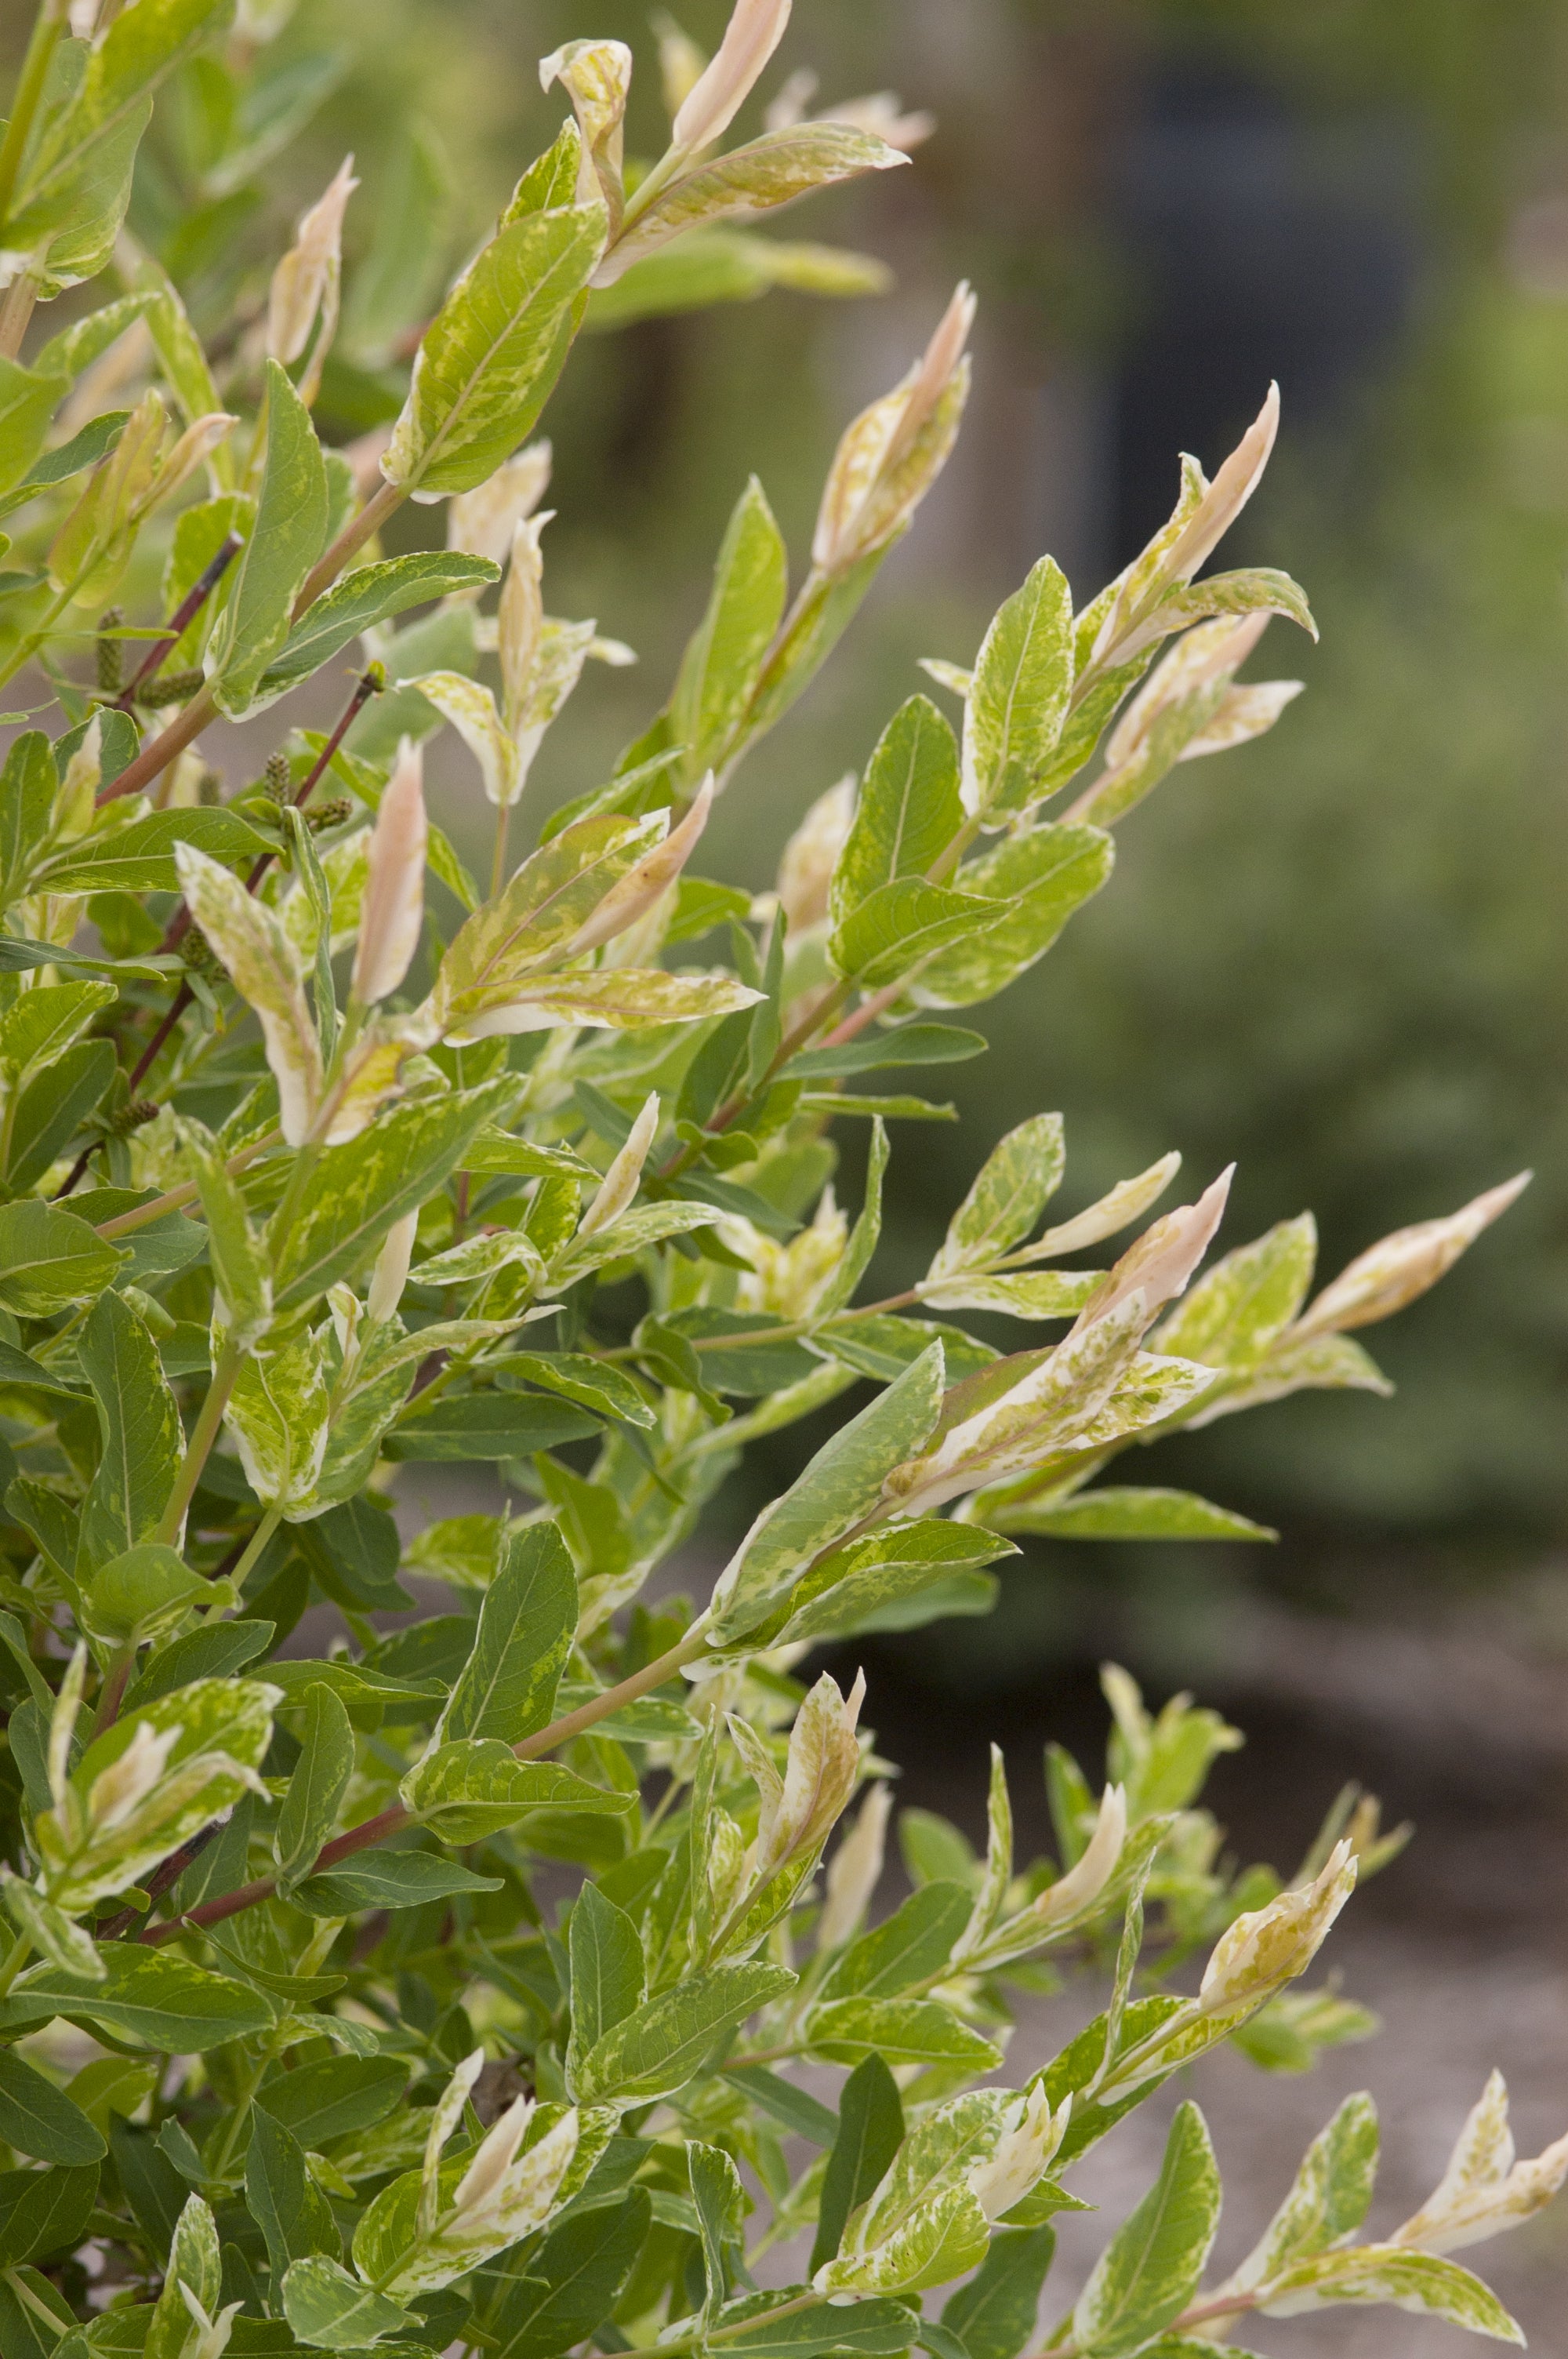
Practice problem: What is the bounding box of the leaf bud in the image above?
[816,1779,891,1951]
[1199,1839,1357,2016]
[351,738,427,1006]
[672,0,793,155]
[448,443,553,572]
[1293,1173,1530,1339]
[368,1209,419,1326]
[96,609,124,695]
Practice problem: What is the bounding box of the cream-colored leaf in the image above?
[1294,1174,1531,1339]
[176,844,322,1145]
[416,671,523,809]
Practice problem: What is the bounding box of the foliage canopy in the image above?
[0,5,1556,2357]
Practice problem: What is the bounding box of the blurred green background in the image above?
[24,0,1568,1672]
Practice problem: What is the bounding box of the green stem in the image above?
[93,683,217,805]
[0,271,37,362]
[293,477,404,616]
[96,1132,279,1240]
[490,799,512,900]
[205,2045,274,2183]
[0,1931,33,1997]
[664,788,984,1175]
[219,1508,281,1605]
[155,1339,245,1545]
[96,480,405,807]
[0,0,67,242]
[1031,2283,1261,2359]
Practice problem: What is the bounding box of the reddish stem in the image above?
[58,669,383,1195]
[112,533,242,713]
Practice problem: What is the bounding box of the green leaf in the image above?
[37,807,269,894]
[604,124,905,279]
[121,1621,274,1710]
[573,1961,796,2106]
[822,1881,973,2000]
[384,191,606,496]
[707,1343,947,1644]
[75,1290,182,1572]
[1156,1215,1318,1372]
[281,2252,415,2351]
[0,732,59,903]
[292,1850,502,1916]
[1228,1987,1378,2073]
[0,409,129,520]
[0,2161,99,2265]
[11,0,230,274]
[0,1200,123,1316]
[711,2291,920,2357]
[773,1519,1015,1649]
[723,2064,839,2149]
[209,359,328,716]
[787,1024,988,1080]
[830,877,995,991]
[921,1270,1098,1320]
[911,824,1114,1011]
[690,2138,746,2308]
[659,1309,822,1398]
[383,1387,601,1462]
[831,696,965,928]
[0,979,114,1074]
[811,2054,906,2273]
[821,1316,996,1387]
[401,1740,633,1843]
[590,224,886,322]
[962,557,1074,821]
[456,961,761,1040]
[488,2186,652,2359]
[503,1351,655,1429]
[0,362,71,502]
[808,1998,1003,2071]
[1223,2092,1378,2297]
[3,1038,115,1193]
[146,2194,220,2359]
[1148,565,1316,643]
[270,1078,516,1314]
[566,1881,644,2095]
[0,2266,76,2359]
[0,2046,107,2165]
[274,1681,354,1895]
[444,1519,577,1746]
[0,1947,273,2050]
[80,1541,210,1646]
[1072,2103,1221,2357]
[254,551,499,703]
[1261,2245,1523,2343]
[180,1114,270,1347]
[927,1114,1065,1281]
[247,2103,340,2276]
[256,2054,409,2149]
[666,474,788,783]
[993,1487,1274,1542]
[942,2225,1058,2359]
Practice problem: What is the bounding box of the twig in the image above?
[135,1623,714,1944]
[111,532,243,714]
[99,483,404,805]
[54,668,384,1197]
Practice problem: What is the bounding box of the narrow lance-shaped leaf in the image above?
[274,1681,354,1895]
[209,359,328,714]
